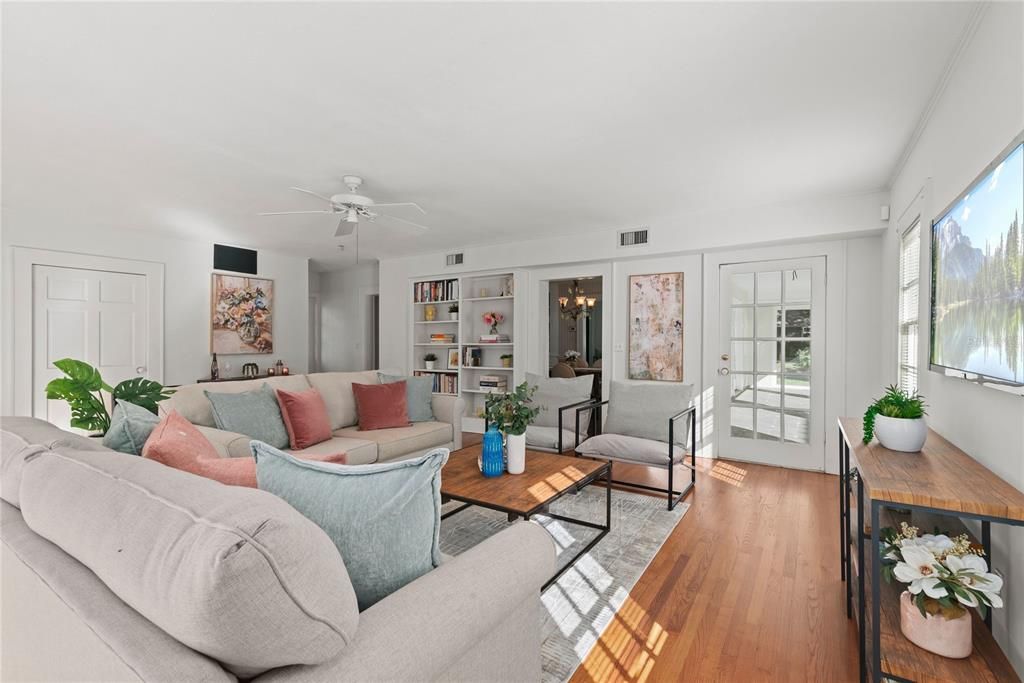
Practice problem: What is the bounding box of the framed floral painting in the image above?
[211,274,273,354]
[628,272,683,381]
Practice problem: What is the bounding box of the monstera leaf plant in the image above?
[45,358,173,434]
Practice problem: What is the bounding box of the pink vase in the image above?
[899,592,972,659]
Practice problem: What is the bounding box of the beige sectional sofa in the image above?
[161,370,465,465]
[0,417,555,682]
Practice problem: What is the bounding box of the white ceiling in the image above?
[2,2,975,270]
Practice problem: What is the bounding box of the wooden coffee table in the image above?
[441,444,612,589]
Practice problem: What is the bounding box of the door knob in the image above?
[136,366,146,374]
[721,353,730,361]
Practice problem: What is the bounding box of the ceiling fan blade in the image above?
[376,212,430,231]
[335,219,356,237]
[370,202,427,215]
[259,210,334,216]
[289,187,335,204]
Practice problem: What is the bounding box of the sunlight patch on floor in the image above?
[708,461,747,487]
[579,592,666,682]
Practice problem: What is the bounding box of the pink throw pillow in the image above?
[143,410,347,487]
[276,387,333,449]
[352,381,410,431]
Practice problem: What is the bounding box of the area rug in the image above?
[440,487,689,683]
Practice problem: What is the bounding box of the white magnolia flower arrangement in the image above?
[882,522,1003,620]
[564,350,581,361]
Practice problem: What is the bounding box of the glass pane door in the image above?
[717,258,825,470]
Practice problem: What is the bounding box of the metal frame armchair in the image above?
[572,399,696,510]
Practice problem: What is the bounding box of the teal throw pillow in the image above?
[205,384,289,449]
[252,441,448,610]
[102,401,161,455]
[378,373,435,422]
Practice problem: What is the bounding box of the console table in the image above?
[837,417,1023,683]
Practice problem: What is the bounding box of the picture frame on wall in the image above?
[628,272,683,381]
[210,273,274,354]
[447,348,461,369]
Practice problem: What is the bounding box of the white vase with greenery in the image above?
[484,382,539,476]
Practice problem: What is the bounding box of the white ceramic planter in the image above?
[424,361,436,370]
[874,415,927,452]
[506,433,526,474]
[450,313,458,321]
[900,592,972,659]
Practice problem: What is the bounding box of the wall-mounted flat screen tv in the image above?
[930,135,1024,388]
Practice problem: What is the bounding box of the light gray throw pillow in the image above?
[525,372,594,429]
[603,381,694,443]
[379,373,435,422]
[205,383,289,449]
[102,401,160,455]
[253,441,449,611]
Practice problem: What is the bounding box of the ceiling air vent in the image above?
[618,228,649,248]
[446,252,464,266]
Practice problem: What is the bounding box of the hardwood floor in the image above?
[459,433,859,682]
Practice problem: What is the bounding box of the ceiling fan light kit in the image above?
[258,175,431,239]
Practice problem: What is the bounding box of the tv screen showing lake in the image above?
[931,142,1023,385]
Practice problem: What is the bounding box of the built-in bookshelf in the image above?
[409,272,521,432]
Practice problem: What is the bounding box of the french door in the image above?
[715,257,825,470]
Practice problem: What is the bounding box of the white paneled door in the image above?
[715,257,826,470]
[32,265,149,426]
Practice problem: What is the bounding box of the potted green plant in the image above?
[484,382,540,474]
[45,358,172,435]
[424,352,438,370]
[863,385,928,452]
[448,303,459,321]
[500,353,513,368]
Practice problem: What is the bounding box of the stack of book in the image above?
[478,375,508,393]
[478,334,510,343]
[429,333,456,344]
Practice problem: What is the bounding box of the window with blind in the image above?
[898,221,921,393]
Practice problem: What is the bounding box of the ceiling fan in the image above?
[259,175,429,237]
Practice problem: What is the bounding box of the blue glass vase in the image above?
[480,426,505,478]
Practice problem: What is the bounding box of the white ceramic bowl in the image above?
[874,415,927,452]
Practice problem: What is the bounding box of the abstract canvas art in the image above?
[628,273,683,381]
[211,274,273,354]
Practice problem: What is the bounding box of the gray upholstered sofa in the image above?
[161,371,465,465]
[0,417,555,682]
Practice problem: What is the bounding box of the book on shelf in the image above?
[462,347,483,366]
[478,334,510,343]
[429,334,455,343]
[413,279,459,303]
[479,375,505,383]
[414,370,459,394]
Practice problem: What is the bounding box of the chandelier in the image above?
[558,280,598,321]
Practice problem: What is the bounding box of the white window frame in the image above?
[897,220,922,394]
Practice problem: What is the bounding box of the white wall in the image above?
[379,189,888,372]
[379,192,887,470]
[883,2,1024,672]
[1,224,310,412]
[318,262,379,372]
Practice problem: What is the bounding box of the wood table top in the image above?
[441,444,609,516]
[838,417,1024,522]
